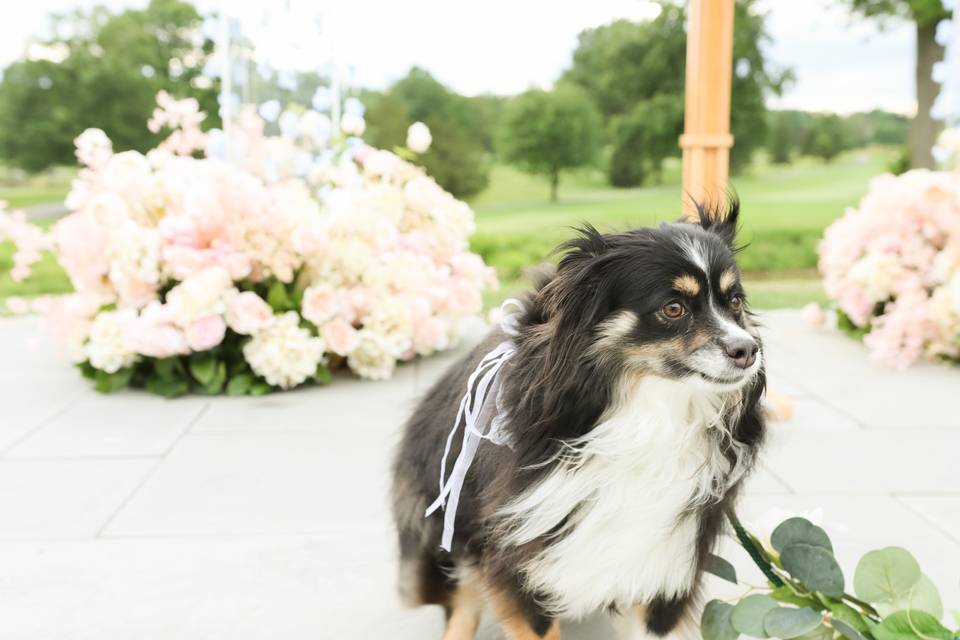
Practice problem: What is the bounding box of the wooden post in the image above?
[681,0,735,220]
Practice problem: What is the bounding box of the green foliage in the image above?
[497,85,602,202]
[780,543,846,598]
[767,110,907,164]
[854,548,923,604]
[732,595,780,637]
[703,601,740,640]
[362,68,493,199]
[762,608,823,639]
[563,0,790,184]
[0,0,218,172]
[706,553,739,584]
[703,514,960,640]
[771,517,834,553]
[805,115,855,163]
[839,0,948,27]
[418,115,490,199]
[608,94,683,187]
[870,611,953,640]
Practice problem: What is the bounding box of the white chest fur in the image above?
[496,375,746,619]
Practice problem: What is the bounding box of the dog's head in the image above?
[537,198,762,393]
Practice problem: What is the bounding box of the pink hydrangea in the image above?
[820,170,960,366]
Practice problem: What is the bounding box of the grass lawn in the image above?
[472,148,893,309]
[0,168,73,209]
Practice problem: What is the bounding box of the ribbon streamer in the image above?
[424,299,523,551]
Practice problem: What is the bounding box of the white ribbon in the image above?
[424,298,523,551]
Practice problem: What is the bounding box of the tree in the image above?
[498,85,602,202]
[804,114,852,163]
[837,0,949,168]
[362,68,492,199]
[0,0,217,172]
[609,94,683,185]
[563,0,791,185]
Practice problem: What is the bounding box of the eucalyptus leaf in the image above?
[854,547,921,604]
[705,553,738,584]
[769,586,820,610]
[779,543,845,597]
[831,619,869,640]
[703,600,740,640]
[827,601,869,633]
[763,607,823,639]
[876,574,943,621]
[872,610,953,640]
[732,595,780,638]
[793,625,833,640]
[771,517,833,553]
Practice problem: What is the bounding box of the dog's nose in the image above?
[723,337,758,369]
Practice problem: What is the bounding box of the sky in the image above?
[0,0,918,115]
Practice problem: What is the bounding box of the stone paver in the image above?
[0,310,957,639]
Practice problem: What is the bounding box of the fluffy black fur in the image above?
[391,200,766,637]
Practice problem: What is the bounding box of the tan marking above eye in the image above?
[719,268,738,293]
[672,274,700,296]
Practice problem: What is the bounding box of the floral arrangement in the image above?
[0,93,496,396]
[702,513,959,640]
[817,169,960,368]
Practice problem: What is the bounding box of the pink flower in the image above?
[125,322,189,359]
[5,296,29,315]
[185,314,226,351]
[225,291,272,335]
[414,316,448,355]
[302,284,340,325]
[801,303,826,328]
[446,278,483,315]
[322,317,361,355]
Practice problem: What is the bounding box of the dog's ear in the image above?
[690,196,739,246]
[553,224,614,319]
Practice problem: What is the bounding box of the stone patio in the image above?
[0,311,957,639]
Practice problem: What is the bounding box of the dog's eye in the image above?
[730,294,744,312]
[661,301,687,319]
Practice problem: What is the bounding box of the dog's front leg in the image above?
[612,594,699,640]
[486,581,558,640]
[442,578,483,640]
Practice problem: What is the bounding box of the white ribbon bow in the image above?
[424,298,523,551]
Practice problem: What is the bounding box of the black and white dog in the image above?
[392,201,766,640]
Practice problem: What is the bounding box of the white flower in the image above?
[85,309,139,373]
[243,312,325,389]
[362,297,414,357]
[347,330,396,380]
[406,121,432,153]
[848,253,902,303]
[108,222,162,303]
[165,267,236,327]
[74,128,113,169]
[340,112,366,136]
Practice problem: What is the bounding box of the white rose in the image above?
[243,312,326,389]
[406,121,432,153]
[85,309,140,373]
[347,330,396,380]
